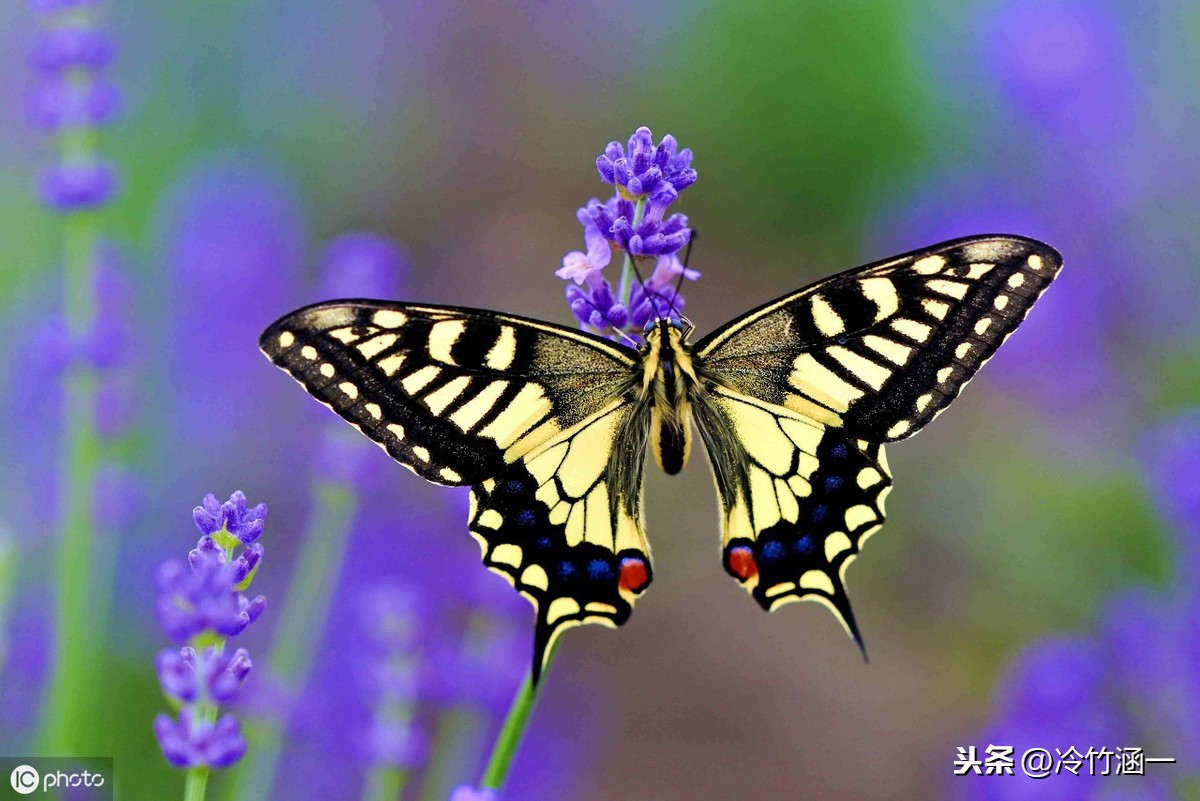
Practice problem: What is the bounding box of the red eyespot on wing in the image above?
[618,557,649,594]
[727,545,758,581]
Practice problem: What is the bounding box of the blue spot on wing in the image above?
[760,540,786,563]
[793,535,814,555]
[824,476,844,492]
[516,509,536,526]
[587,559,615,581]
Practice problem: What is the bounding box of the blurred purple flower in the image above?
[37,161,119,211]
[29,1,121,212]
[450,787,499,801]
[316,231,408,300]
[356,585,430,769]
[156,646,253,706]
[28,26,115,72]
[159,154,306,473]
[1139,411,1200,572]
[628,253,700,330]
[154,708,248,769]
[979,0,1132,145]
[156,557,267,641]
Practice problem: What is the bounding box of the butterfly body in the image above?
[261,234,1062,683]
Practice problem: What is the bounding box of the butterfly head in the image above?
[641,314,693,349]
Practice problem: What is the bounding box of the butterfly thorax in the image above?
[641,318,699,475]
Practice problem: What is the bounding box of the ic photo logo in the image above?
[9,765,39,795]
[2,759,110,797]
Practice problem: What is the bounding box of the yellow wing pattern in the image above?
[468,399,653,682]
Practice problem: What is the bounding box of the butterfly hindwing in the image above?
[692,387,892,644]
[260,300,637,485]
[469,400,653,681]
[695,235,1062,441]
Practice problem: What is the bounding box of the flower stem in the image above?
[184,768,210,801]
[37,209,102,756]
[479,654,552,791]
[360,766,407,801]
[231,480,357,801]
[615,197,647,307]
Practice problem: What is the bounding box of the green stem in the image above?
[479,663,546,791]
[184,768,210,801]
[230,480,357,801]
[37,214,102,756]
[418,706,485,801]
[615,197,647,307]
[360,766,407,801]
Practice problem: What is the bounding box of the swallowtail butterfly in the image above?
[261,234,1061,683]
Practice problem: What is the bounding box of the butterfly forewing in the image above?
[695,235,1063,442]
[260,300,637,485]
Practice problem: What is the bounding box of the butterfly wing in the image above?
[261,300,638,484]
[691,235,1060,642]
[469,397,653,682]
[691,387,891,645]
[694,235,1063,441]
[261,300,653,682]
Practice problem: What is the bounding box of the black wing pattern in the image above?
[692,235,1060,644]
[694,235,1063,441]
[261,301,653,681]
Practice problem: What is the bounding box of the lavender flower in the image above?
[155,491,268,775]
[357,585,429,770]
[154,709,248,770]
[29,2,121,212]
[595,126,697,198]
[192,490,268,546]
[559,126,700,340]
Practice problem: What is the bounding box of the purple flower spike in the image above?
[154,709,248,769]
[192,494,225,536]
[562,127,701,340]
[38,161,118,211]
[192,490,268,544]
[157,647,199,703]
[27,76,122,130]
[595,126,697,199]
[28,26,115,73]
[205,647,252,705]
[156,555,266,641]
[366,720,430,769]
[450,786,500,801]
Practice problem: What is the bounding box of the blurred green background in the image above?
[2,1,1197,799]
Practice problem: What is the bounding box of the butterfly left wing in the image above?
[691,386,891,646]
[469,397,654,683]
[260,300,654,684]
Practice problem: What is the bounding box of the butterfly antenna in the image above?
[671,232,698,327]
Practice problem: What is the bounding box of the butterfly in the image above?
[260,234,1061,684]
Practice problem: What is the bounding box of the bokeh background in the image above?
[2,1,1198,799]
